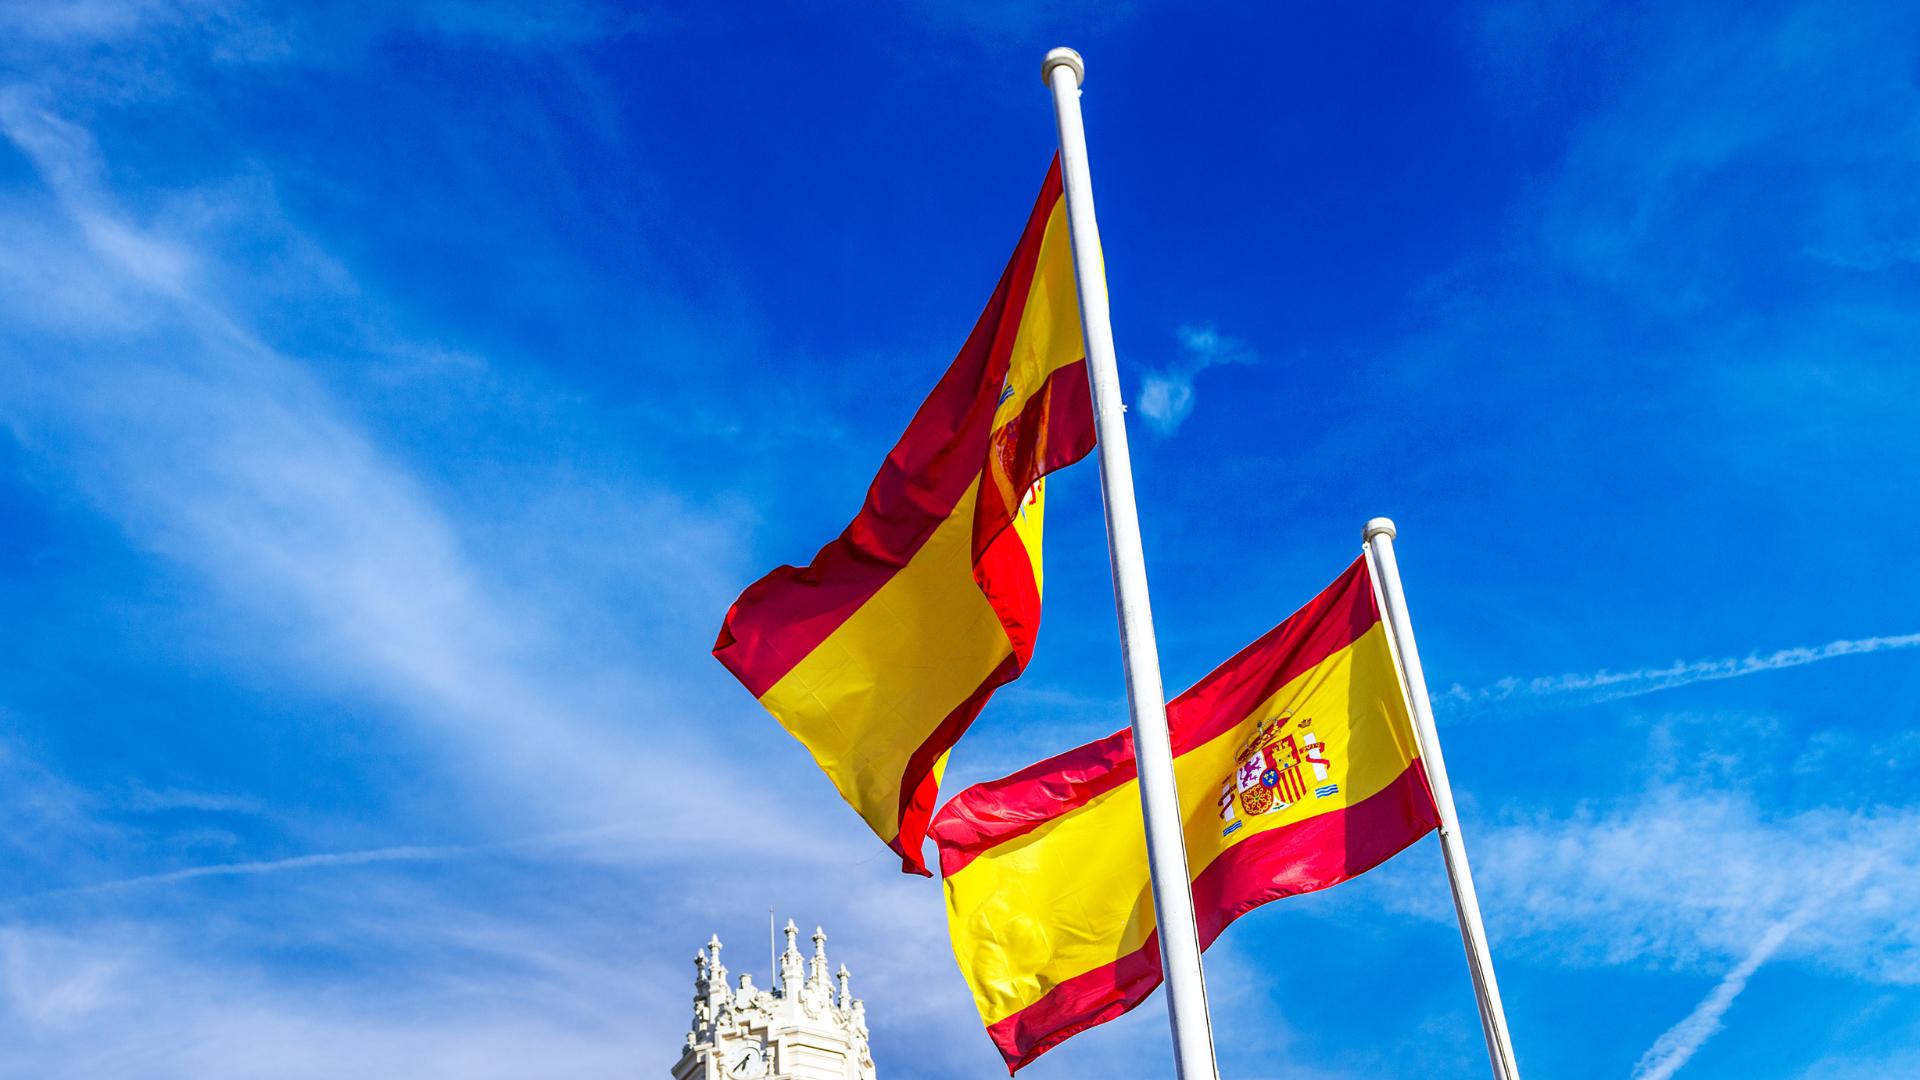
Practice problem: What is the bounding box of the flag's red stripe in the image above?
[891,651,1023,876]
[930,557,1379,876]
[713,161,1067,698]
[988,928,1161,1075]
[984,762,1440,1073]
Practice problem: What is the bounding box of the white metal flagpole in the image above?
[1043,47,1221,1080]
[1363,517,1522,1080]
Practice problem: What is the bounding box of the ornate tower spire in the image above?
[809,926,830,992]
[705,935,730,1005]
[778,918,804,994]
[836,963,851,1010]
[687,951,711,1049]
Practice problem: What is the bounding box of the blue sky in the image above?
[1,2,1917,1077]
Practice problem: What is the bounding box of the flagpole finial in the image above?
[1364,517,1397,542]
[1042,47,1084,87]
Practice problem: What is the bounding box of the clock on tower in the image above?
[727,1043,766,1078]
[672,922,877,1080]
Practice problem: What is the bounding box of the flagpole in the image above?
[1363,518,1522,1080]
[1043,47,1221,1080]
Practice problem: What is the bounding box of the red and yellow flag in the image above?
[930,557,1441,1070]
[713,159,1095,876]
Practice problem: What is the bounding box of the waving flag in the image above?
[931,557,1441,1070]
[714,159,1095,876]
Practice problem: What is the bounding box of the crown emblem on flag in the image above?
[1216,713,1335,832]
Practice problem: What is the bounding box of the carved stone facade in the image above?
[673,922,876,1080]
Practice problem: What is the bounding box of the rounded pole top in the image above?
[1364,517,1398,542]
[1042,47,1085,87]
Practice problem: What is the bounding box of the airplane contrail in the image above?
[1630,914,1803,1080]
[19,843,482,903]
[1440,632,1920,713]
[8,822,648,906]
[1630,862,1870,1080]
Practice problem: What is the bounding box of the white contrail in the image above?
[1630,914,1802,1080]
[21,844,483,902]
[1630,862,1871,1080]
[1441,632,1920,712]
[10,823,647,905]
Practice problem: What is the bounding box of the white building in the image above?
[673,921,877,1080]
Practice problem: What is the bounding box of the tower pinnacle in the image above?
[809,926,829,991]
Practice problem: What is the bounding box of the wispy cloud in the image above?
[1136,324,1257,434]
[0,0,658,53]
[0,897,677,1079]
[117,784,265,816]
[1441,632,1920,714]
[1402,789,1920,987]
[0,91,779,847]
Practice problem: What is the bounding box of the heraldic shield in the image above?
[1220,712,1336,826]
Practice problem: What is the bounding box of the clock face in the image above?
[729,1044,766,1079]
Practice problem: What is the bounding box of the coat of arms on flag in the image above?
[1218,714,1334,827]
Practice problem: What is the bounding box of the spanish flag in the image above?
[931,557,1441,1070]
[714,160,1095,876]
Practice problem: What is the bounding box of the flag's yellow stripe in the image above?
[1010,476,1047,593]
[993,199,1084,428]
[944,623,1417,1025]
[758,481,1013,842]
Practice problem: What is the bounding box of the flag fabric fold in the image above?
[713,159,1095,876]
[931,557,1441,1070]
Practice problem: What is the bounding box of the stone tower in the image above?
[673,921,876,1080]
